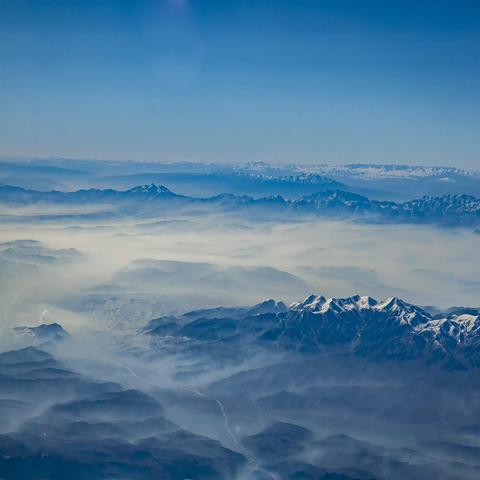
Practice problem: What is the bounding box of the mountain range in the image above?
[145,294,480,370]
[3,158,480,200]
[1,183,479,228]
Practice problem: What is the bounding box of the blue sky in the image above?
[1,0,479,167]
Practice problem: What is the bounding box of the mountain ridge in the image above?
[145,293,480,369]
[1,183,480,227]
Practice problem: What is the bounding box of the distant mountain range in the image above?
[235,162,480,199]
[2,158,480,200]
[1,183,480,228]
[145,294,480,370]
[288,163,479,180]
[97,171,352,199]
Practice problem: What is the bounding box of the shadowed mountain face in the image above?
[0,346,246,480]
[241,424,478,480]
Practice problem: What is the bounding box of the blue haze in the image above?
[1,0,479,166]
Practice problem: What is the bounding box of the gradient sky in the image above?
[1,0,479,167]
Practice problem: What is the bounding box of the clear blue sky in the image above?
[1,0,479,167]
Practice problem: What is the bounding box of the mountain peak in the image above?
[127,184,174,196]
[374,296,431,325]
[146,294,480,368]
[350,295,378,309]
[290,294,327,311]
[290,294,378,314]
[13,322,70,345]
[248,299,288,315]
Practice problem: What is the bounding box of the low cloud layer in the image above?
[1,209,479,335]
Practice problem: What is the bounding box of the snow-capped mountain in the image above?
[227,171,344,187]
[0,183,180,205]
[232,161,479,180]
[402,194,480,215]
[290,163,480,200]
[294,190,480,223]
[300,164,479,180]
[146,294,480,369]
[126,183,177,196]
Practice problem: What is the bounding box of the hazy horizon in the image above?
[1,156,480,173]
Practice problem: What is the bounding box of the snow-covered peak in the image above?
[300,164,478,180]
[374,296,430,325]
[417,312,480,347]
[375,296,406,311]
[290,294,327,311]
[127,184,173,196]
[290,294,378,314]
[147,294,480,368]
[353,295,378,309]
[448,314,480,333]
